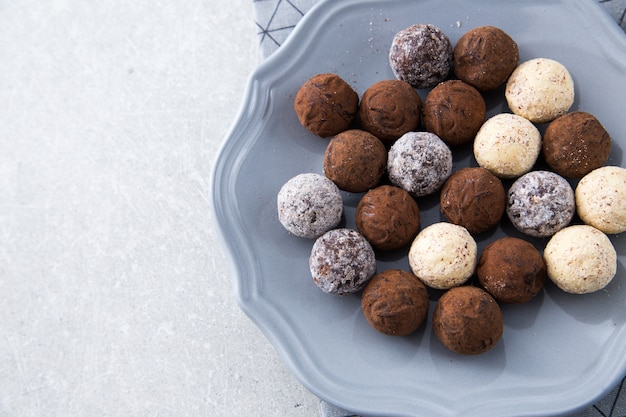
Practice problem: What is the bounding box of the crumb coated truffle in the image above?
[433,286,503,355]
[544,225,617,294]
[355,185,420,251]
[309,228,376,296]
[323,129,387,193]
[543,112,612,178]
[440,167,505,234]
[576,166,626,234]
[408,222,477,290]
[358,79,422,144]
[361,269,429,336]
[473,113,541,179]
[477,237,546,303]
[277,173,343,238]
[422,80,486,146]
[505,58,574,123]
[453,26,519,91]
[389,24,453,89]
[387,131,453,197]
[294,73,359,137]
[506,171,575,238]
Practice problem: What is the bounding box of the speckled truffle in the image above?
[544,225,617,294]
[355,185,420,251]
[433,286,503,355]
[576,166,626,234]
[389,24,453,89]
[506,171,575,238]
[543,112,612,178]
[453,26,519,91]
[387,131,453,197]
[505,58,575,123]
[422,80,486,146]
[277,173,343,238]
[361,269,429,336]
[477,237,546,304]
[473,113,541,179]
[358,79,422,144]
[309,228,376,296]
[408,222,477,290]
[440,167,505,234]
[323,129,387,193]
[294,73,359,137]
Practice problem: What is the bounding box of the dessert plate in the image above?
[211,0,626,416]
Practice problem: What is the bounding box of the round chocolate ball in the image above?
[356,185,420,251]
[294,73,359,137]
[361,269,429,336]
[423,80,486,146]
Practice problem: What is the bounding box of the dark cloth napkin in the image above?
[250,1,626,416]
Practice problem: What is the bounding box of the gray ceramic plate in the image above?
[211,0,626,416]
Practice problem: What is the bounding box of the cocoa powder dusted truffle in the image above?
[358,79,422,145]
[543,111,612,178]
[323,129,387,193]
[453,26,519,91]
[389,24,453,89]
[294,73,359,137]
[277,173,343,239]
[440,167,505,234]
[433,286,503,355]
[355,185,420,251]
[309,228,376,296]
[477,237,547,304]
[506,170,575,238]
[387,131,453,197]
[422,80,486,146]
[361,269,429,336]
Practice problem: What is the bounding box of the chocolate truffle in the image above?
[294,73,359,137]
[433,286,503,355]
[408,222,477,290]
[277,173,343,238]
[477,237,547,304]
[543,111,612,178]
[387,131,453,197]
[323,129,387,193]
[505,58,575,123]
[507,171,575,238]
[355,185,420,251]
[309,228,376,296]
[358,79,422,144]
[422,80,486,146]
[544,225,617,294]
[361,269,429,336]
[453,26,519,91]
[473,113,541,179]
[389,24,453,89]
[576,166,626,234]
[440,167,505,234]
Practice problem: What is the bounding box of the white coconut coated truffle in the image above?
[387,131,453,197]
[473,113,541,179]
[576,166,626,234]
[544,225,617,294]
[408,222,477,290]
[506,171,575,238]
[309,228,376,296]
[505,58,574,123]
[277,173,343,238]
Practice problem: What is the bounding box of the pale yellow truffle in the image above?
[473,113,541,179]
[576,166,626,234]
[505,58,574,123]
[544,225,616,294]
[408,222,477,290]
